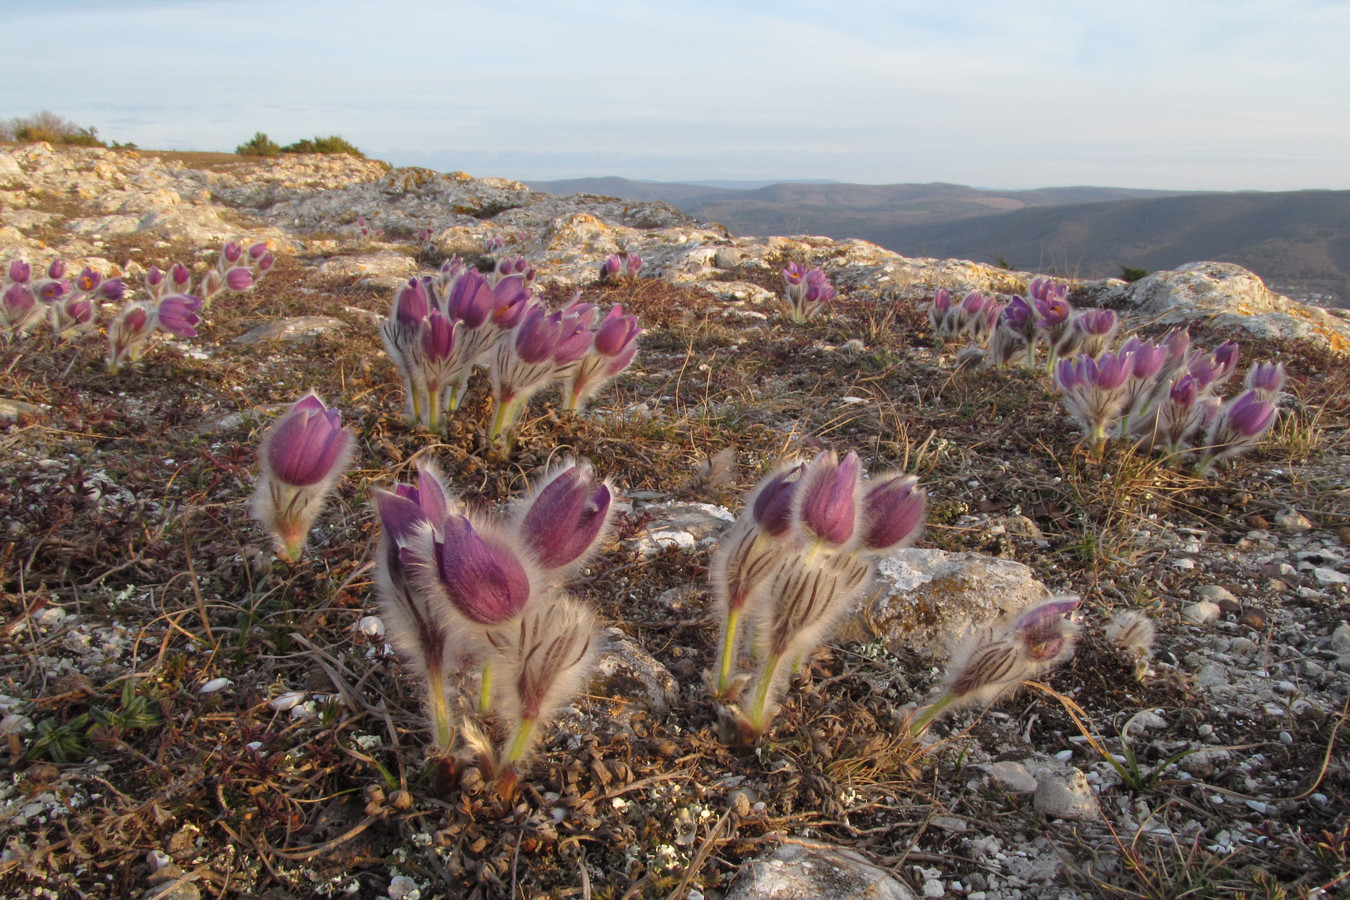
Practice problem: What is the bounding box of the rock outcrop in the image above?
[5,143,1348,351]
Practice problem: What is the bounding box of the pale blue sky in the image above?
[4,0,1348,190]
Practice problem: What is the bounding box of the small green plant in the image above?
[1120,265,1149,283]
[236,131,282,157]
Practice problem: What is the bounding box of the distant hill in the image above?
[525,178,1350,307]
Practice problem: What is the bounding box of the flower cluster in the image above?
[710,450,926,737]
[373,459,613,780]
[108,241,273,373]
[355,216,384,241]
[780,262,837,323]
[1053,330,1282,469]
[599,252,642,284]
[1,258,125,340]
[982,278,1112,370]
[198,240,275,307]
[380,258,640,442]
[930,288,1003,346]
[251,393,356,561]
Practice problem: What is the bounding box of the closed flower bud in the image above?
[516,460,614,574]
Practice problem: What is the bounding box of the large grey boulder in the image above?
[835,549,1051,656]
[1105,261,1350,350]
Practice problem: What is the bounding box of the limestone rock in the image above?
[591,629,679,718]
[232,316,347,345]
[836,549,1050,655]
[725,844,916,900]
[1104,261,1350,351]
[1031,765,1101,821]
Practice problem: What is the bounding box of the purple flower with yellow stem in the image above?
[710,461,803,698]
[912,596,1080,730]
[372,462,463,748]
[1055,351,1134,455]
[1,284,43,338]
[1196,389,1277,474]
[251,393,356,561]
[487,302,569,443]
[564,303,640,412]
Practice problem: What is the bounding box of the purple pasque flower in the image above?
[1244,360,1285,400]
[1033,292,1074,365]
[564,304,641,413]
[794,450,862,548]
[1137,372,1220,455]
[431,514,534,626]
[1011,596,1081,663]
[36,278,70,303]
[1071,308,1117,358]
[446,267,496,329]
[415,310,462,430]
[262,394,354,487]
[381,278,433,422]
[1197,389,1277,473]
[156,293,203,338]
[1055,351,1134,451]
[223,241,243,264]
[144,265,166,299]
[47,259,66,279]
[7,260,30,284]
[225,267,254,291]
[859,472,926,552]
[988,321,1030,367]
[927,596,1080,719]
[516,459,614,574]
[252,393,356,561]
[955,291,998,343]
[169,263,193,293]
[781,264,834,323]
[626,254,643,278]
[486,302,568,442]
[1,284,43,336]
[371,462,462,739]
[107,302,156,373]
[929,287,955,340]
[752,465,802,538]
[599,254,623,282]
[73,266,102,295]
[1186,341,1239,391]
[56,294,95,333]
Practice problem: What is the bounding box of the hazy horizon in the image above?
[4,1,1349,194]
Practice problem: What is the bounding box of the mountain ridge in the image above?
[526,177,1349,306]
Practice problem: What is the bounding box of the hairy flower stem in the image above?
[489,396,524,443]
[478,659,494,718]
[745,651,785,736]
[503,718,536,766]
[447,382,464,412]
[426,666,453,749]
[425,387,441,432]
[714,607,744,698]
[409,385,423,426]
[908,693,954,733]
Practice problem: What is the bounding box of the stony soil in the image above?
[0,144,1346,900]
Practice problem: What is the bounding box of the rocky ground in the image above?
[0,143,1347,899]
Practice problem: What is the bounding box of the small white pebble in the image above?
[146,849,172,872]
[269,691,307,711]
[1054,749,1074,763]
[198,677,233,694]
[1279,731,1293,745]
[356,615,385,638]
